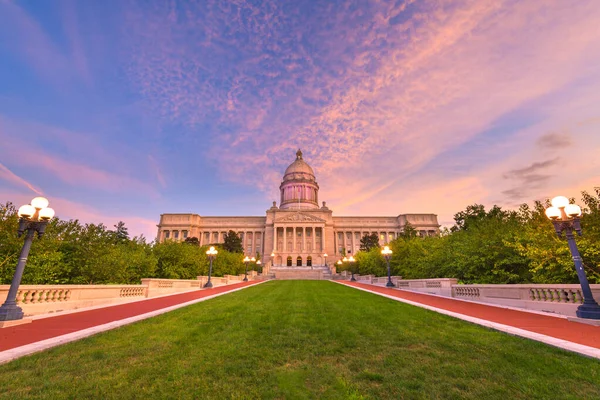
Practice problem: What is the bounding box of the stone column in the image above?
[302,227,306,253]
[351,231,355,254]
[252,231,256,256]
[342,231,347,254]
[312,227,316,253]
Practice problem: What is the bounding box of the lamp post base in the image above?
[386,281,395,288]
[576,304,600,320]
[243,277,248,282]
[0,304,24,322]
[203,281,213,288]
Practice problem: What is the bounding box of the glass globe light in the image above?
[323,253,328,257]
[18,204,36,219]
[565,204,582,218]
[337,260,342,265]
[256,260,262,265]
[39,207,55,221]
[545,207,561,220]
[349,256,355,262]
[551,196,569,208]
[31,197,49,209]
[342,257,348,262]
[251,257,256,262]
[243,256,250,262]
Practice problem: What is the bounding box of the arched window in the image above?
[287,256,292,266]
[307,256,312,267]
[296,256,302,267]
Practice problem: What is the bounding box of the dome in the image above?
[283,150,315,182]
[279,149,319,210]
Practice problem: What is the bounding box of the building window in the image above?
[182,230,188,239]
[174,231,179,240]
[164,231,170,239]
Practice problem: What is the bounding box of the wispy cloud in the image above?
[0,162,44,195]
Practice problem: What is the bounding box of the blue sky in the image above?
[1,0,599,240]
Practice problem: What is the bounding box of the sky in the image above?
[1,0,599,241]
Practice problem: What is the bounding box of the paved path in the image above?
[338,281,600,357]
[1,281,259,353]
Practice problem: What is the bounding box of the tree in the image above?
[223,230,243,253]
[184,237,200,246]
[399,222,418,239]
[359,233,379,252]
[112,221,130,242]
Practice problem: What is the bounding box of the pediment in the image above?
[275,212,325,223]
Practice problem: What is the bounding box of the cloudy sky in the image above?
[1,0,599,240]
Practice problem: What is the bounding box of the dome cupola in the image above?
[279,150,319,210]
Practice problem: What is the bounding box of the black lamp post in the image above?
[243,256,254,281]
[0,197,55,322]
[323,253,328,269]
[345,256,357,281]
[545,196,600,319]
[382,245,395,287]
[256,260,262,274]
[204,246,218,288]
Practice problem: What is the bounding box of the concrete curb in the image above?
[0,281,267,365]
[333,281,600,360]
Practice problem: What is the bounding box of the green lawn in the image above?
[0,281,599,399]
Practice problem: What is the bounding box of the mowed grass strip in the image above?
[0,281,599,399]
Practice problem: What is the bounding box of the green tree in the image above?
[223,230,243,253]
[359,233,379,252]
[184,237,200,246]
[112,221,130,242]
[399,222,418,239]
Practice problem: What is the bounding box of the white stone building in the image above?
[157,150,439,267]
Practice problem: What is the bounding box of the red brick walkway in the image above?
[0,281,259,352]
[339,281,600,349]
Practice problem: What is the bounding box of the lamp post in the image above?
[271,252,275,267]
[256,260,262,274]
[243,256,251,281]
[345,256,357,281]
[545,196,600,319]
[382,246,395,287]
[0,197,55,322]
[323,253,328,268]
[205,246,218,288]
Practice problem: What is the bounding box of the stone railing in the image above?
[141,278,202,297]
[0,276,255,317]
[369,278,600,317]
[0,284,150,316]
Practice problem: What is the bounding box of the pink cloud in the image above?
[0,116,159,196]
[0,162,44,195]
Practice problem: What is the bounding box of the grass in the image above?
[0,281,599,399]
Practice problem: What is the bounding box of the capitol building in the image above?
[157,150,439,268]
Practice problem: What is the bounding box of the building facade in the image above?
[157,150,439,267]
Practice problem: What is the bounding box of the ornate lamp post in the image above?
[205,246,218,288]
[382,246,395,287]
[271,252,275,267]
[323,253,328,268]
[256,260,262,273]
[243,256,254,281]
[545,196,600,319]
[0,197,54,322]
[346,256,357,281]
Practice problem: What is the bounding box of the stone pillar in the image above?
[351,231,355,254]
[302,227,306,253]
[312,227,316,254]
[252,231,256,256]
